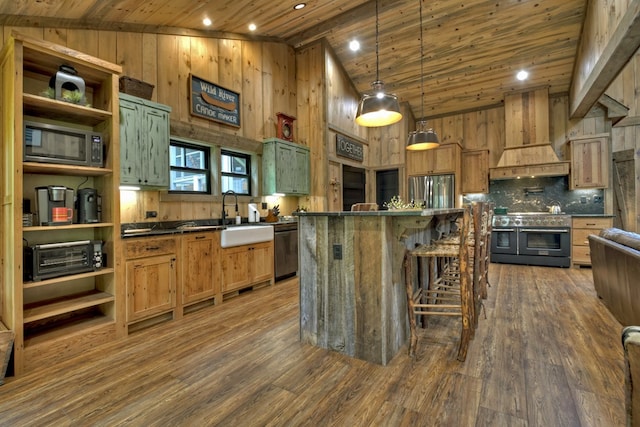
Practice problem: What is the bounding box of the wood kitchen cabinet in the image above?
[120,93,172,188]
[263,137,310,195]
[571,216,613,267]
[567,135,609,189]
[221,241,274,294]
[462,149,489,193]
[181,232,221,306]
[124,237,177,323]
[406,142,462,177]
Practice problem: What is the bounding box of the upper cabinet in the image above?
[566,135,610,189]
[0,33,122,375]
[120,93,171,188]
[462,149,489,194]
[406,142,462,177]
[263,137,310,196]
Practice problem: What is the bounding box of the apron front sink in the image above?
[220,225,274,248]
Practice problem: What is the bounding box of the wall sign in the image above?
[336,134,364,162]
[190,74,240,128]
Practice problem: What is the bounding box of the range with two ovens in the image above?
[491,213,571,268]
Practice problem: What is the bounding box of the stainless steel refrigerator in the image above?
[408,174,455,208]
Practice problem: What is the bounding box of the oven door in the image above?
[491,227,517,255]
[518,227,571,257]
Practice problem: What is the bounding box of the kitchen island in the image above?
[296,209,463,365]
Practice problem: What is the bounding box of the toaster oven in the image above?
[24,240,104,282]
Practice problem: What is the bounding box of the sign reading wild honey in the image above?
[190,74,240,127]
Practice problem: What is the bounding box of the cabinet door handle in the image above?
[146,246,160,250]
[586,223,596,226]
[196,236,206,240]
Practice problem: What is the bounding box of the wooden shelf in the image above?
[23,315,114,347]
[23,161,112,176]
[23,268,115,289]
[23,291,115,323]
[23,93,112,125]
[23,223,114,232]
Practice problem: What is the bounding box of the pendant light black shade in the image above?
[355,0,402,127]
[406,0,439,150]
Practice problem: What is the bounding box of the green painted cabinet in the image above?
[120,93,172,188]
[262,137,310,195]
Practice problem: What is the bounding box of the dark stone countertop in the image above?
[569,214,615,218]
[294,208,463,217]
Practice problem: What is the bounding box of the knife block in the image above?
[265,211,279,223]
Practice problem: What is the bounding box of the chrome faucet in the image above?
[222,190,238,225]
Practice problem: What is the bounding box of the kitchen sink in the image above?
[176,225,224,231]
[220,225,274,248]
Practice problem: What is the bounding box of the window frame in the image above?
[220,149,252,196]
[168,139,212,195]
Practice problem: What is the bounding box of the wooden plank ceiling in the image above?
[0,0,587,118]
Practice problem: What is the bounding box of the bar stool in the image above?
[432,202,486,325]
[403,205,474,361]
[479,202,493,299]
[350,203,378,211]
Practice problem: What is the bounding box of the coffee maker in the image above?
[77,188,101,223]
[35,186,74,225]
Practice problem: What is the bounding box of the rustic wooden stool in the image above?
[403,205,474,362]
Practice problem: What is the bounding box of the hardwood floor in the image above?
[0,264,625,426]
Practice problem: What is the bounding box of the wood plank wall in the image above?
[607,48,640,232]
[2,25,631,224]
[1,25,299,223]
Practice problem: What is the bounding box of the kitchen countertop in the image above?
[569,214,615,218]
[294,208,463,217]
[121,219,296,238]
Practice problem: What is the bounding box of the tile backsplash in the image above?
[463,176,604,214]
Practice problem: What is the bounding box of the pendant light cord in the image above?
[375,0,380,82]
[419,0,424,122]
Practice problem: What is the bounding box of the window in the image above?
[169,140,211,194]
[221,150,251,195]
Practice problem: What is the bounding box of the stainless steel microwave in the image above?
[23,121,104,167]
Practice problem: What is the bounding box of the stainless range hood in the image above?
[490,88,570,180]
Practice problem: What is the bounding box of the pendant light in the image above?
[406,0,440,150]
[355,0,402,127]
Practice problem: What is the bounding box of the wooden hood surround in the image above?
[490,87,570,180]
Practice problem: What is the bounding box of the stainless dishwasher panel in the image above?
[274,223,298,281]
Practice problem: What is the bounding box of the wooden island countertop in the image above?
[296,209,463,365]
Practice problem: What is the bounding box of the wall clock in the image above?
[277,112,296,141]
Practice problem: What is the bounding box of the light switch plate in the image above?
[333,244,342,260]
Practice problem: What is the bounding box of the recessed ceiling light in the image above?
[294,3,306,10]
[349,40,360,51]
[248,23,257,31]
[516,70,529,81]
[203,17,212,26]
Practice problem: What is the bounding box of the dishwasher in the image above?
[273,222,298,281]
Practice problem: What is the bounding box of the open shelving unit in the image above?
[0,33,123,375]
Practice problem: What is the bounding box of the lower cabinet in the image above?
[124,237,178,323]
[571,216,613,267]
[221,241,274,293]
[181,233,221,305]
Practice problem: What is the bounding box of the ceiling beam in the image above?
[285,0,377,48]
[570,0,640,118]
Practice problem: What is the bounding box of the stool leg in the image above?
[404,251,418,358]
